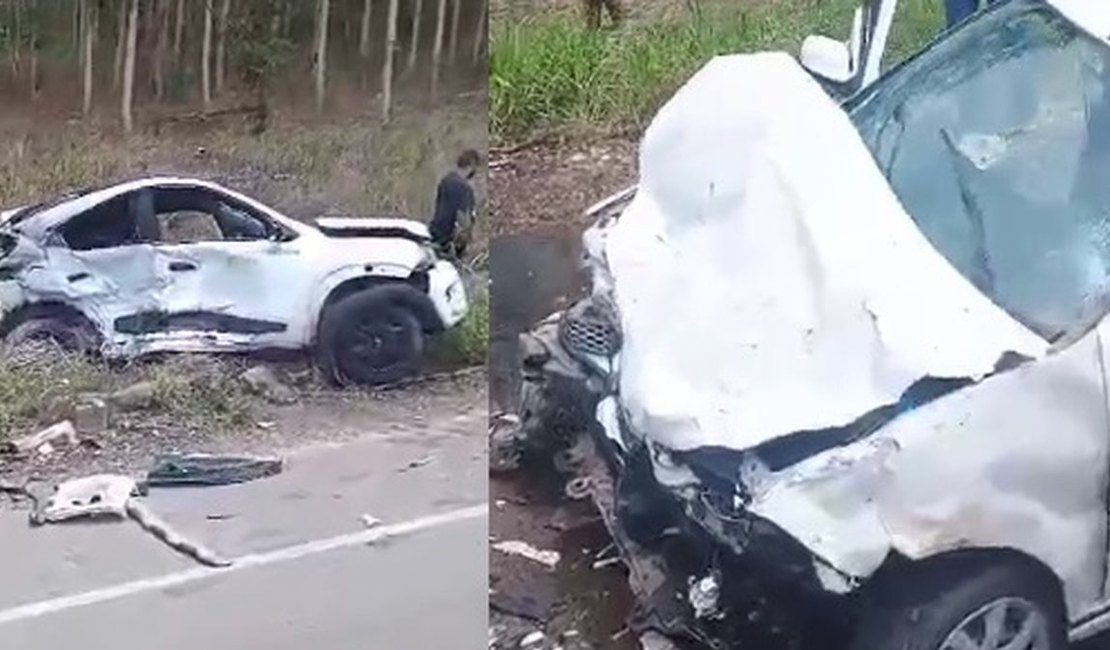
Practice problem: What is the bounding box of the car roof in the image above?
[8,177,287,241]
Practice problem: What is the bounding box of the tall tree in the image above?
[407,0,423,71]
[382,0,398,121]
[472,0,484,64]
[173,0,185,57]
[27,0,38,101]
[153,0,171,101]
[215,0,231,93]
[122,0,139,132]
[359,0,372,59]
[431,0,447,94]
[202,0,213,109]
[114,0,126,90]
[448,0,461,63]
[315,0,330,113]
[82,0,96,116]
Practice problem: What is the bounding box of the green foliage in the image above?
[491,0,942,141]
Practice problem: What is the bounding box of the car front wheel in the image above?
[317,286,426,386]
[849,554,1067,650]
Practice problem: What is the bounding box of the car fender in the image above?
[305,262,434,342]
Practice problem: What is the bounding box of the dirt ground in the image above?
[0,367,487,503]
[490,135,636,238]
[489,133,642,649]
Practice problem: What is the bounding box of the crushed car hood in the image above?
[602,52,1048,452]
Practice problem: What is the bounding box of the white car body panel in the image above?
[584,34,1110,630]
[0,177,464,357]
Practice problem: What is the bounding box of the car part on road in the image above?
[34,474,139,525]
[146,452,284,487]
[316,284,428,386]
[125,499,232,568]
[26,472,233,567]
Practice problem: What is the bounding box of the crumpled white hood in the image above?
[604,52,1048,452]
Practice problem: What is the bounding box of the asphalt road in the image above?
[0,405,488,650]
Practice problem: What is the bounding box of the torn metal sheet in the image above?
[37,474,139,524]
[602,52,1047,454]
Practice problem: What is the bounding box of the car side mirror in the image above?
[799,35,854,83]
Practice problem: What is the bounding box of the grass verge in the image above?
[0,348,255,441]
[491,0,941,141]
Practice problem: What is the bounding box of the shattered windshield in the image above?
[849,0,1110,341]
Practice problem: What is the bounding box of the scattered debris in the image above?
[146,452,283,487]
[73,395,110,434]
[360,514,382,529]
[592,557,621,570]
[493,540,561,569]
[205,513,237,521]
[400,455,434,472]
[34,474,138,525]
[688,574,722,619]
[126,499,232,568]
[520,631,546,647]
[490,412,524,473]
[109,381,156,411]
[4,421,79,455]
[240,365,298,404]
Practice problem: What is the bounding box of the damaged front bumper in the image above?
[515,303,853,647]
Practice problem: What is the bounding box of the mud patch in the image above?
[490,474,638,650]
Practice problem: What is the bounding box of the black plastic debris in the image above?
[146,453,283,487]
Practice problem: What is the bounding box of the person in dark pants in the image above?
[945,0,999,29]
[430,149,480,259]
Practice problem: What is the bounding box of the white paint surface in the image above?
[603,53,1046,453]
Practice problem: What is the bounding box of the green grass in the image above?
[491,0,941,141]
[0,348,255,440]
[434,284,490,368]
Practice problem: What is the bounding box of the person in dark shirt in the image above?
[430,149,480,258]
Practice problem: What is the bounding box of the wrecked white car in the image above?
[0,177,468,384]
[514,1,1110,648]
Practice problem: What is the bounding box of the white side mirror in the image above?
[800,35,854,82]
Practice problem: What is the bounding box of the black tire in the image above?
[2,310,101,355]
[849,554,1067,650]
[317,286,426,386]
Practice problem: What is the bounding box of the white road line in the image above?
[0,503,488,626]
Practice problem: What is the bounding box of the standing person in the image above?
[945,0,999,29]
[430,149,480,259]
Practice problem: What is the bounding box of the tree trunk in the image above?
[431,0,447,95]
[11,0,22,76]
[315,0,330,113]
[174,0,185,57]
[202,0,213,109]
[27,0,37,101]
[472,0,485,64]
[448,0,461,63]
[153,0,170,101]
[122,0,139,133]
[382,0,398,121]
[114,0,127,90]
[215,0,231,93]
[359,0,372,59]
[82,0,95,116]
[407,0,423,71]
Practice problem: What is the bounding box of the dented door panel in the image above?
[735,329,1110,618]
